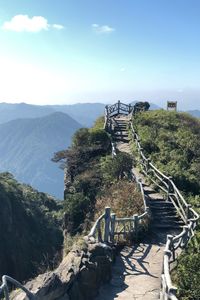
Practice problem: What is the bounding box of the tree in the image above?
[134,101,150,113]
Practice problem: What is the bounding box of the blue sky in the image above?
[0,0,200,109]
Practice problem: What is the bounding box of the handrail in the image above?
[130,114,199,300]
[88,213,105,238]
[0,275,34,300]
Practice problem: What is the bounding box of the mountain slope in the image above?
[0,172,63,281]
[0,112,81,198]
[0,102,55,124]
[50,103,105,127]
[0,102,105,127]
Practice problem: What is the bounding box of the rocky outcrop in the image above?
[11,242,115,300]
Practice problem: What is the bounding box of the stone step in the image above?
[153,215,181,222]
[115,122,128,126]
[114,127,128,131]
[152,211,178,218]
[148,201,174,207]
[114,133,129,138]
[151,223,184,229]
[113,138,130,143]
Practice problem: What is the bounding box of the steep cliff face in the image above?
[11,241,115,300]
[0,172,63,282]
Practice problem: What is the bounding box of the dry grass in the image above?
[94,179,144,218]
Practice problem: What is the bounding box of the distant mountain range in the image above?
[0,101,198,199]
[0,102,105,127]
[187,110,200,118]
[0,112,81,198]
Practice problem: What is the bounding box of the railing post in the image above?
[186,204,192,222]
[104,105,108,130]
[133,214,139,240]
[146,158,150,173]
[166,176,173,201]
[97,222,102,243]
[137,178,142,191]
[104,207,111,243]
[181,225,189,247]
[110,213,116,243]
[167,234,175,261]
[118,100,120,114]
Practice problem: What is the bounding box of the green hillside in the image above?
[0,172,63,282]
[132,110,200,299]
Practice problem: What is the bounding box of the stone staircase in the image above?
[149,198,184,230]
[113,118,129,143]
[113,116,184,232]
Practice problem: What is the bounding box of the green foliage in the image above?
[89,129,110,150]
[92,116,105,130]
[173,232,200,300]
[100,152,133,182]
[0,172,63,282]
[54,121,112,236]
[72,128,90,147]
[134,110,200,195]
[64,192,91,234]
[73,169,102,198]
[54,126,111,180]
[134,101,150,112]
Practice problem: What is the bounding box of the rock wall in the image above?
[12,242,115,300]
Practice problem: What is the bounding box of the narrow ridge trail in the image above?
[96,115,181,300]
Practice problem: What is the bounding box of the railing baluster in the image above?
[110,213,116,243]
[104,207,111,243]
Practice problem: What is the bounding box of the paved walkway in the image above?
[96,115,173,300]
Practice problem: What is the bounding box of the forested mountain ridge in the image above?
[0,172,63,282]
[0,112,81,198]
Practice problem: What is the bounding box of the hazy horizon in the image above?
[0,0,200,110]
[0,99,199,112]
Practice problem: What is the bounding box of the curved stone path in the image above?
[96,115,178,300]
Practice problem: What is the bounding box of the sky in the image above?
[0,0,200,110]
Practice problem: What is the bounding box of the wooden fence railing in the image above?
[130,119,199,300]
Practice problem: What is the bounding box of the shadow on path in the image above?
[95,230,168,300]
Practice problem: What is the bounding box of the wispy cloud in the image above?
[52,24,64,30]
[2,15,64,32]
[92,24,115,34]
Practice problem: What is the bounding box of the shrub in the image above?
[100,152,133,182]
[173,232,200,300]
[64,192,91,234]
[95,180,144,218]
